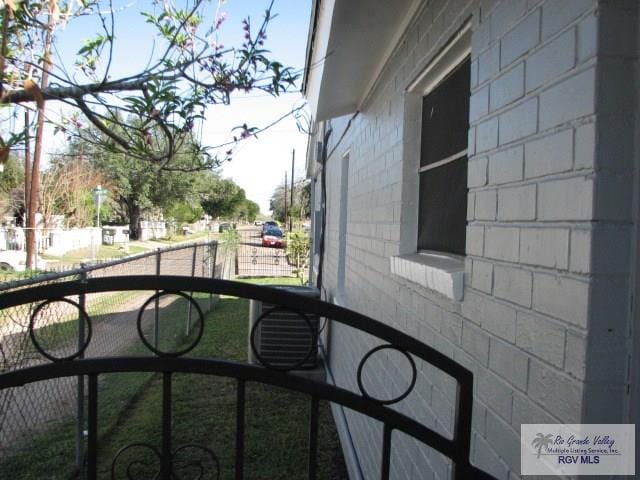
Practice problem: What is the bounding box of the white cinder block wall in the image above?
[310,0,639,478]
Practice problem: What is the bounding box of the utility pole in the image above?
[26,12,54,269]
[23,110,30,228]
[289,149,295,232]
[283,170,287,227]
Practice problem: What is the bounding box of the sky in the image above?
[43,0,312,215]
[201,0,312,215]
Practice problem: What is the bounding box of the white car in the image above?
[0,250,46,272]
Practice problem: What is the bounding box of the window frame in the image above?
[391,22,471,301]
[416,56,471,255]
[336,151,350,304]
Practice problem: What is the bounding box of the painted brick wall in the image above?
[313,0,638,478]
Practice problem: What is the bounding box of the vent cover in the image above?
[248,285,321,369]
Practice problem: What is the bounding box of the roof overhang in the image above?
[303,0,423,121]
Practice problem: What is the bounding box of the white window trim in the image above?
[417,148,468,173]
[392,21,471,302]
[390,251,465,301]
[335,151,350,305]
[407,23,472,95]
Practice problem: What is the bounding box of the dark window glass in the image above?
[265,227,283,237]
[420,58,471,168]
[417,157,468,254]
[417,57,470,255]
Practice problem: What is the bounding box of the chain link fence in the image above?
[0,241,223,460]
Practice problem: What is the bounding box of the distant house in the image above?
[303,0,639,478]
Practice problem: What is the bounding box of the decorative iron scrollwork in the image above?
[172,444,220,480]
[110,442,220,480]
[357,344,417,405]
[110,442,161,480]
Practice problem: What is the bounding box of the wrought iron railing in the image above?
[0,275,495,479]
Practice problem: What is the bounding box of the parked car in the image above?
[219,223,235,233]
[261,221,279,237]
[261,226,285,248]
[0,250,46,272]
[254,220,263,226]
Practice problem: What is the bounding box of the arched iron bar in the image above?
[0,276,497,480]
[0,357,463,473]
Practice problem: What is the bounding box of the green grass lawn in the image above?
[42,244,149,266]
[17,291,141,351]
[0,242,157,284]
[0,280,347,479]
[0,290,141,332]
[155,230,213,244]
[0,268,45,283]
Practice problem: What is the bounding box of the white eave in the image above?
[303,0,423,121]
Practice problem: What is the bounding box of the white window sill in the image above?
[390,251,465,301]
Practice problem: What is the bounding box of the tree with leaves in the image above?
[269,179,310,224]
[0,0,298,265]
[200,177,246,220]
[89,142,202,239]
[0,154,24,222]
[58,129,260,237]
[236,198,259,223]
[166,200,203,225]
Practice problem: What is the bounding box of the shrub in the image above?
[286,231,310,282]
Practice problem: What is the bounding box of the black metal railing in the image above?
[0,276,495,479]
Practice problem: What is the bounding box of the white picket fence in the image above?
[0,221,176,256]
[0,227,108,256]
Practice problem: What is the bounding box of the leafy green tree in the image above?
[236,199,260,223]
[200,178,247,220]
[75,125,208,238]
[166,201,204,225]
[62,132,262,237]
[0,155,25,222]
[0,155,24,192]
[93,153,206,239]
[269,180,310,224]
[94,151,155,239]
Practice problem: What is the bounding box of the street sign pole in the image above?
[97,194,101,228]
[92,185,107,228]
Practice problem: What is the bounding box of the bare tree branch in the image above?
[75,98,130,151]
[3,76,151,103]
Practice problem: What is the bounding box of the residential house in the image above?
[303,0,639,478]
